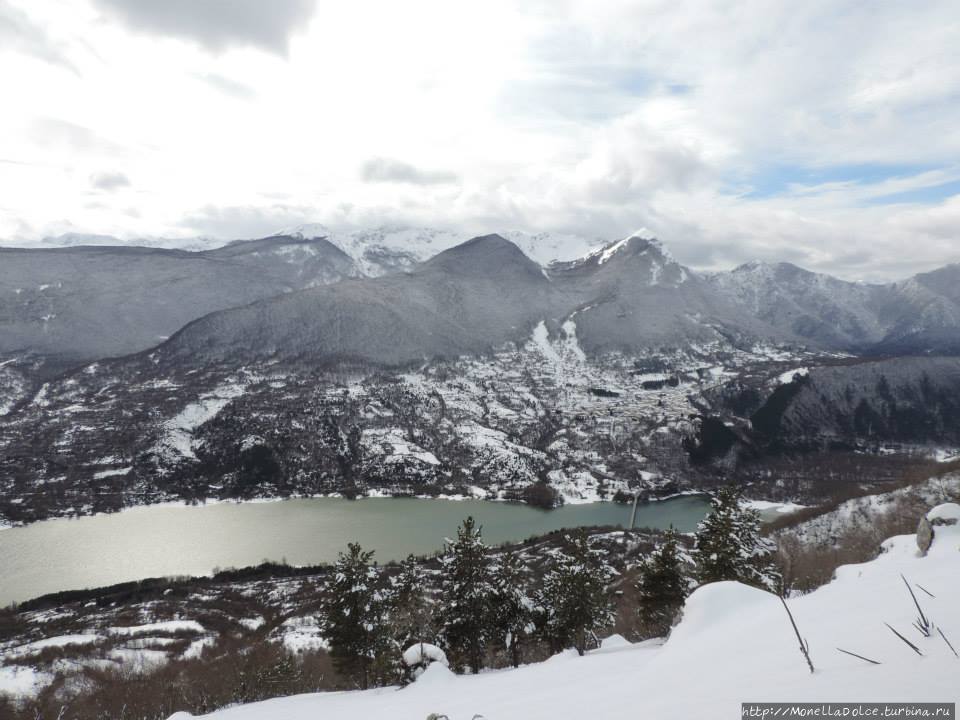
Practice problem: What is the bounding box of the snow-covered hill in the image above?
[169,503,960,720]
[0,237,357,364]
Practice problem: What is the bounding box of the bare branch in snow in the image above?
[885,622,924,656]
[836,647,882,665]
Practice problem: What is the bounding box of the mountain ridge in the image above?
[3,229,959,374]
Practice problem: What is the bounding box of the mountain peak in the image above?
[421,234,547,282]
[581,232,673,266]
[567,233,688,285]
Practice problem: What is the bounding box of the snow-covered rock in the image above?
[928,502,960,525]
[402,643,448,669]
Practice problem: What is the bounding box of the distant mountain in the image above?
[279,224,606,277]
[707,261,960,354]
[0,236,359,367]
[875,266,960,354]
[36,232,225,252]
[706,262,890,349]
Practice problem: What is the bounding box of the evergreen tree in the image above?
[490,549,533,668]
[320,543,397,689]
[438,516,495,673]
[694,486,779,591]
[539,530,616,656]
[391,554,433,650]
[636,529,688,637]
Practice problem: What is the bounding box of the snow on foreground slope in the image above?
[171,505,960,720]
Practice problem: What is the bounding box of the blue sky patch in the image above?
[740,162,945,200]
[862,178,960,206]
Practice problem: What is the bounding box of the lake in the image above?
[0,495,711,606]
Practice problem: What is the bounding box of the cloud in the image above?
[89,171,130,191]
[3,0,960,280]
[361,158,458,186]
[0,0,77,72]
[91,0,316,55]
[194,72,257,100]
[28,117,124,155]
[179,204,317,239]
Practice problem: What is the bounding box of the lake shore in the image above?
[0,495,711,606]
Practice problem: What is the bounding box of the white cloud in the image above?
[0,0,77,72]
[0,0,958,280]
[89,170,130,191]
[360,158,458,186]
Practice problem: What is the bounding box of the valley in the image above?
[2,230,960,718]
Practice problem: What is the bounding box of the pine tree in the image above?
[490,549,533,668]
[539,530,616,656]
[694,486,779,591]
[320,543,397,689]
[636,529,688,637]
[391,554,433,650]
[438,516,495,673]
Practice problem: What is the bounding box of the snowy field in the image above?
[170,504,960,720]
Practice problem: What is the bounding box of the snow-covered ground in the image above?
[744,499,807,516]
[785,474,960,546]
[169,504,960,720]
[155,378,253,461]
[775,366,810,384]
[108,620,205,637]
[0,664,52,700]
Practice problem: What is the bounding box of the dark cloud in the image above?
[0,1,78,73]
[92,0,316,55]
[360,157,458,186]
[89,171,130,191]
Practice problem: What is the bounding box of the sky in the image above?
[0,0,958,280]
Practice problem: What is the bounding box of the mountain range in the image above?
[4,229,959,373]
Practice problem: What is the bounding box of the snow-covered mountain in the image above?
[14,225,960,355]
[168,503,960,720]
[152,233,783,367]
[706,261,889,348]
[279,224,606,276]
[29,233,226,252]
[707,260,960,353]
